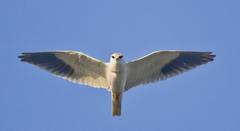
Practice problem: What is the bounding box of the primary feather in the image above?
[19,51,109,89]
[125,51,215,91]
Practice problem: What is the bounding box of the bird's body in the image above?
[106,53,127,115]
[19,50,215,116]
[106,54,127,93]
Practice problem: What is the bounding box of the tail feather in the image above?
[112,92,122,116]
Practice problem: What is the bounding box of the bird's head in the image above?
[110,53,124,63]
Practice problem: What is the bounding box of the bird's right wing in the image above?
[19,51,109,90]
[125,51,215,91]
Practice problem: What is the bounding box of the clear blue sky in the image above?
[1,0,239,130]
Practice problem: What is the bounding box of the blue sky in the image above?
[1,0,239,130]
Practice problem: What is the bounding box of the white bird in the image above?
[19,50,215,116]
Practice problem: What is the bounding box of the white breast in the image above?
[106,61,127,92]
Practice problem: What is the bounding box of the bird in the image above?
[18,50,215,116]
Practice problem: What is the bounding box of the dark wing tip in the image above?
[161,51,216,76]
[18,53,28,61]
[18,55,23,59]
[18,53,34,62]
[18,52,74,77]
[201,52,216,62]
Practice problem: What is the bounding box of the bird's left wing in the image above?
[19,51,109,89]
[125,51,215,91]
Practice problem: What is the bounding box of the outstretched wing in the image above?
[125,51,215,91]
[19,51,109,89]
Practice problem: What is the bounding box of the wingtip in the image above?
[209,52,216,61]
[18,53,24,60]
[203,52,216,61]
[18,53,30,62]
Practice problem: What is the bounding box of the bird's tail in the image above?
[111,92,122,116]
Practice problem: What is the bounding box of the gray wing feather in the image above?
[125,51,215,91]
[19,51,109,89]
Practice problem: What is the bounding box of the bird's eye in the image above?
[119,56,123,59]
[112,56,115,59]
